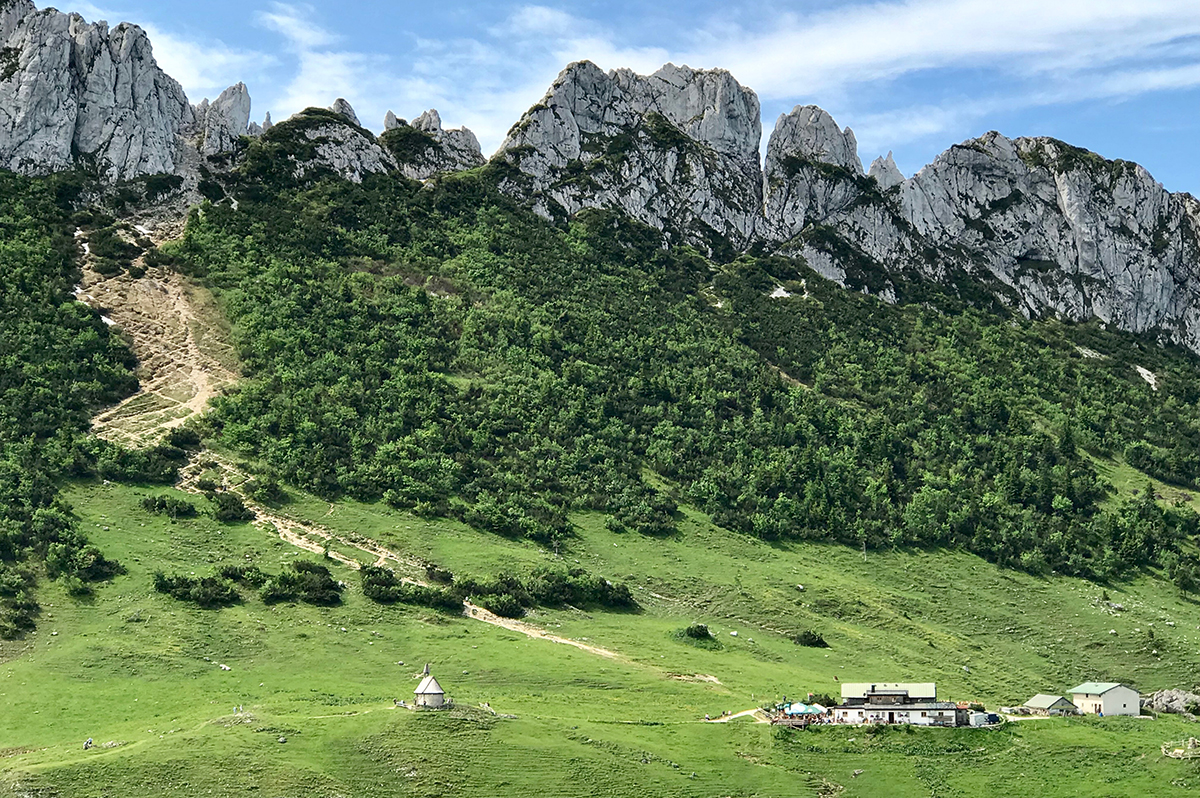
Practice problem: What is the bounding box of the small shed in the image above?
[414,674,445,708]
[1024,694,1077,716]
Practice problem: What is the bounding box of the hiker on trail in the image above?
[83,738,92,750]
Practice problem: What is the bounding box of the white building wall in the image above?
[832,707,955,726]
[1073,687,1138,716]
[1101,687,1139,716]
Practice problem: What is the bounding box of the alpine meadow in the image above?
[4,1,1200,795]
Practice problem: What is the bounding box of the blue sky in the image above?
[66,0,1200,193]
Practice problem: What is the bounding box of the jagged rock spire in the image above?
[869,152,904,189]
[496,60,763,250]
[0,1,192,179]
[329,98,360,126]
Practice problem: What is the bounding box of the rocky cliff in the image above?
[380,108,485,181]
[2,1,1200,353]
[0,0,193,180]
[757,104,1200,350]
[495,61,763,251]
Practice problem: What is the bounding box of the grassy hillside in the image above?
[2,480,1199,796]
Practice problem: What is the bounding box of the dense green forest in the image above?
[3,107,1200,640]
[154,111,1200,587]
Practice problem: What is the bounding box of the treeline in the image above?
[360,565,637,618]
[154,561,343,608]
[157,110,1200,584]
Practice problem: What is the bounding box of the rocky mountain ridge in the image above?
[1,1,1199,352]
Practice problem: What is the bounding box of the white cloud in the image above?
[141,25,274,102]
[686,0,1200,100]
[256,2,339,50]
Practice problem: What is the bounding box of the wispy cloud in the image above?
[142,25,274,101]
[59,2,273,103]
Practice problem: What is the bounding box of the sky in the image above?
[64,0,1200,194]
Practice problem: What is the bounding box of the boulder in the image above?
[1145,689,1200,715]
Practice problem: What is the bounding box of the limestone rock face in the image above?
[329,98,360,126]
[0,2,193,180]
[868,152,904,190]
[759,108,1200,352]
[291,114,397,184]
[196,82,251,155]
[381,108,484,181]
[767,105,861,173]
[1145,689,1200,715]
[900,133,1200,348]
[495,61,763,251]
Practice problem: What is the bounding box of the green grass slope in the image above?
[3,481,1200,796]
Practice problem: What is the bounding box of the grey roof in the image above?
[1025,694,1076,709]
[415,675,444,695]
[1069,682,1132,695]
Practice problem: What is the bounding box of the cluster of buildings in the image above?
[1017,682,1140,717]
[773,680,1141,728]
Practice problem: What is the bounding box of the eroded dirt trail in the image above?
[81,265,238,447]
[463,603,624,660]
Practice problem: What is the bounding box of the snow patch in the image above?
[134,224,151,236]
[100,315,115,326]
[1136,365,1159,391]
[1075,345,1104,359]
[770,285,791,299]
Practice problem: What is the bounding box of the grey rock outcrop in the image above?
[381,108,484,181]
[760,108,1200,352]
[1146,689,1200,715]
[868,152,904,190]
[195,82,251,155]
[0,1,193,180]
[767,105,861,173]
[761,106,918,292]
[900,133,1200,348]
[495,61,763,250]
[384,111,401,131]
[294,115,396,184]
[329,98,360,127]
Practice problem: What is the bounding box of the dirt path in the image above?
[707,708,768,723]
[463,603,623,659]
[81,263,238,448]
